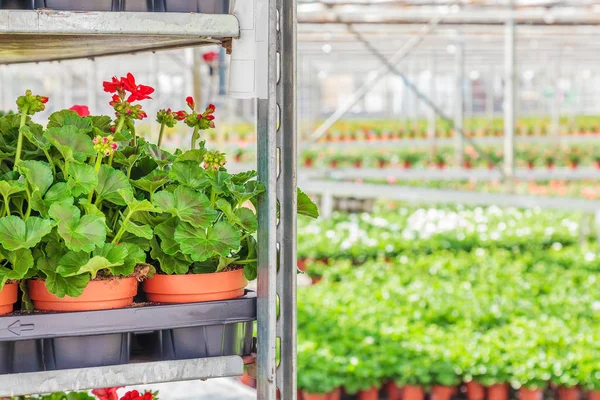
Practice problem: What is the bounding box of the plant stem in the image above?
[14,106,29,170]
[239,232,253,242]
[88,154,103,204]
[24,188,31,220]
[158,122,166,148]
[210,189,217,208]
[236,258,257,265]
[2,195,9,217]
[112,211,132,244]
[42,149,56,175]
[191,126,200,150]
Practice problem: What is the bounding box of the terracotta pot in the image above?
[239,371,256,389]
[520,388,544,400]
[546,162,554,170]
[385,382,401,400]
[297,258,307,272]
[311,276,322,285]
[587,391,600,400]
[302,389,341,400]
[595,161,600,169]
[28,278,137,311]
[143,270,247,303]
[569,162,579,169]
[432,385,455,400]
[404,385,425,400]
[0,282,18,315]
[466,381,485,400]
[357,387,379,400]
[437,162,446,169]
[403,161,412,169]
[527,161,535,170]
[488,383,509,400]
[304,159,314,168]
[558,387,580,400]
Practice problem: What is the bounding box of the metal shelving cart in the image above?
[0,2,295,399]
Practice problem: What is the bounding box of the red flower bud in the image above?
[40,96,49,104]
[186,96,195,109]
[110,126,116,132]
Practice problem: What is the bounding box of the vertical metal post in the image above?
[427,53,437,152]
[504,1,516,191]
[486,66,495,122]
[454,40,464,166]
[277,0,297,397]
[257,0,296,398]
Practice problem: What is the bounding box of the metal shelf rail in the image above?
[0,2,294,399]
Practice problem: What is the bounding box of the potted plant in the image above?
[544,150,556,170]
[233,148,245,163]
[351,154,364,169]
[374,153,389,169]
[298,340,344,400]
[432,152,447,169]
[398,150,420,169]
[592,152,600,169]
[303,150,318,168]
[566,147,582,169]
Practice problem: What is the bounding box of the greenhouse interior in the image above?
[0,0,599,400]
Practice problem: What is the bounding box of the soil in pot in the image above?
[28,278,137,311]
[466,381,485,400]
[404,385,425,400]
[0,282,18,315]
[558,387,580,400]
[357,387,379,400]
[432,385,455,400]
[520,388,544,400]
[143,269,248,303]
[488,383,510,400]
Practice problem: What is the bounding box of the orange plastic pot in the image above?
[302,389,341,400]
[404,385,425,400]
[588,391,600,400]
[466,381,485,400]
[432,385,455,400]
[385,382,401,400]
[143,269,248,303]
[28,278,137,311]
[0,283,18,315]
[520,388,544,400]
[558,387,580,400]
[488,383,510,400]
[357,387,379,400]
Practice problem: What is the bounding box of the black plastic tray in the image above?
[0,291,256,373]
[7,0,232,13]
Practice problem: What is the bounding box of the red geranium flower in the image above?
[40,96,49,104]
[91,387,122,400]
[122,73,154,102]
[103,76,123,93]
[120,390,153,400]
[174,110,187,121]
[69,105,90,117]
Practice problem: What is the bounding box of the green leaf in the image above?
[216,256,238,272]
[115,242,146,275]
[113,146,141,171]
[0,179,25,199]
[44,269,90,298]
[153,186,217,229]
[231,170,258,185]
[131,170,170,194]
[90,115,113,132]
[124,220,153,240]
[228,180,265,205]
[49,203,106,252]
[175,148,207,163]
[21,124,50,150]
[150,237,190,275]
[48,110,93,132]
[216,198,242,226]
[207,169,232,195]
[236,207,258,233]
[169,161,211,190]
[95,165,132,206]
[0,216,54,251]
[119,189,160,214]
[31,183,72,218]
[175,221,240,262]
[141,141,176,168]
[192,260,218,274]
[297,187,319,219]
[44,125,95,162]
[57,243,126,279]
[18,160,53,195]
[154,217,181,255]
[0,248,34,289]
[67,162,97,197]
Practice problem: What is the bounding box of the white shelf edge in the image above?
[0,356,244,396]
[0,10,240,37]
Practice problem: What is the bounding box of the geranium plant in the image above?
[0,72,318,304]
